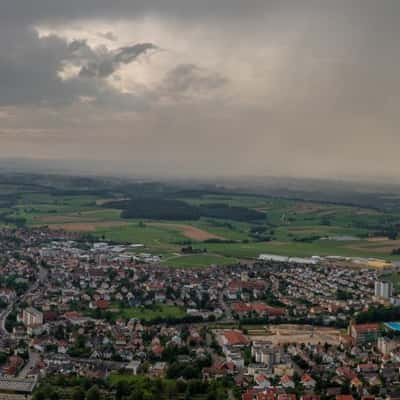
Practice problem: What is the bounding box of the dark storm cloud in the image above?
[0,24,222,110]
[0,0,277,24]
[70,41,157,78]
[1,0,400,179]
[0,25,155,107]
[0,26,70,106]
[1,0,400,28]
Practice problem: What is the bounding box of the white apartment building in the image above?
[22,307,43,327]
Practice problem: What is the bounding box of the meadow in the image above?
[117,305,186,321]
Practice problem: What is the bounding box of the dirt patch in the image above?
[149,223,225,241]
[47,221,129,232]
[344,244,398,254]
[250,324,341,346]
[287,226,329,233]
[95,198,129,206]
[293,203,326,213]
[346,239,400,253]
[367,237,395,242]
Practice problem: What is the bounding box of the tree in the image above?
[72,387,85,400]
[86,385,101,400]
[115,381,130,400]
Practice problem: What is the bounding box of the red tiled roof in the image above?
[336,396,354,400]
[43,310,58,322]
[63,311,83,320]
[278,394,296,400]
[223,331,249,346]
[242,388,261,400]
[281,375,293,384]
[96,300,109,309]
[352,323,380,333]
[301,374,315,383]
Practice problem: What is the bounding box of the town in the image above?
[0,228,399,399]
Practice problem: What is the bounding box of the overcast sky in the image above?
[1,1,400,179]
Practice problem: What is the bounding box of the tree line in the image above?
[106,198,265,222]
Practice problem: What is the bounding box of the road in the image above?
[0,266,48,338]
[18,351,40,378]
[17,267,49,377]
[0,305,13,337]
[0,265,48,377]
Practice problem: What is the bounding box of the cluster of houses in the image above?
[0,228,399,398]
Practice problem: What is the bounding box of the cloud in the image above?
[70,41,157,78]
[1,0,400,179]
[97,31,118,42]
[0,23,224,110]
[161,64,227,95]
[0,24,160,109]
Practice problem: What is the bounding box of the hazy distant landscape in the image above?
[2,172,400,267]
[3,0,400,397]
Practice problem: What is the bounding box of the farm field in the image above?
[2,179,400,267]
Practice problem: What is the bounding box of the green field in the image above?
[161,254,239,268]
[3,180,400,267]
[95,223,188,253]
[191,240,400,260]
[118,305,186,321]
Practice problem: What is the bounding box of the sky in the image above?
[0,1,400,179]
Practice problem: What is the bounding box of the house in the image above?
[150,362,167,378]
[2,356,24,377]
[349,323,380,344]
[232,302,285,318]
[281,374,295,389]
[203,361,235,380]
[125,360,141,375]
[242,388,262,400]
[350,377,362,390]
[301,374,316,389]
[57,341,69,354]
[219,330,249,347]
[254,373,270,388]
[278,395,296,400]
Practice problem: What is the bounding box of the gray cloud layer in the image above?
[71,41,157,78]
[0,1,400,179]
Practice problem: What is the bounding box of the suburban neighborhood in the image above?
[0,227,398,399]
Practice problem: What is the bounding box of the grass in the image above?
[191,240,400,260]
[161,254,239,268]
[192,218,252,241]
[118,304,186,321]
[94,223,187,252]
[13,193,106,224]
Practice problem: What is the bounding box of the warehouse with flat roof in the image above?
[0,377,37,399]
